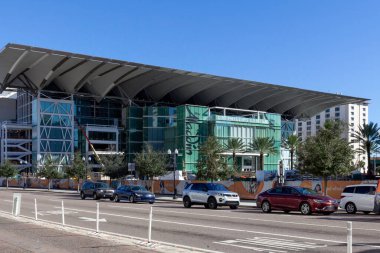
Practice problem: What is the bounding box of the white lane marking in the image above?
[78,217,107,222]
[37,210,78,216]
[3,200,12,203]
[63,207,346,244]
[215,241,287,253]
[107,204,380,233]
[215,237,327,253]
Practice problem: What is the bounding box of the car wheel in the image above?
[230,205,238,210]
[80,192,86,200]
[208,197,218,209]
[129,195,135,203]
[345,202,357,214]
[300,202,312,215]
[183,196,192,208]
[149,201,154,204]
[93,192,98,200]
[323,212,333,215]
[284,210,290,214]
[261,201,271,213]
[204,204,209,209]
[114,194,120,202]
[363,211,371,215]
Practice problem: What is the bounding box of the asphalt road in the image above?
[0,189,380,253]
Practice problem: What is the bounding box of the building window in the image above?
[307,121,311,125]
[325,109,330,113]
[351,111,354,115]
[351,106,354,110]
[363,108,366,111]
[298,122,302,126]
[307,127,311,131]
[363,113,366,117]
[350,123,354,126]
[316,126,320,130]
[335,107,340,111]
[326,114,330,118]
[316,120,320,125]
[316,115,320,119]
[335,112,340,117]
[298,127,302,132]
[298,133,302,137]
[351,117,354,121]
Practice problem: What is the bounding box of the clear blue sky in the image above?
[1,0,379,122]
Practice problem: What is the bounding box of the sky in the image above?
[0,0,379,122]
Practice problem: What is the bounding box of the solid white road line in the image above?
[107,204,380,233]
[62,207,347,244]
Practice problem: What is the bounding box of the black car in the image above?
[113,185,155,204]
[80,181,115,200]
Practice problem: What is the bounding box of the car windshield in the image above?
[206,184,228,191]
[131,186,147,191]
[95,182,109,188]
[298,187,319,195]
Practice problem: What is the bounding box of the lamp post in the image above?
[20,160,28,189]
[82,156,91,180]
[167,148,178,199]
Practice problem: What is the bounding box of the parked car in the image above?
[339,184,377,214]
[80,181,114,200]
[113,185,155,204]
[182,183,240,209]
[257,186,339,215]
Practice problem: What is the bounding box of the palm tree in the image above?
[354,122,380,176]
[249,137,277,171]
[225,138,245,174]
[282,135,301,170]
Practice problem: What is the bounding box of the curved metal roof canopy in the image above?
[0,43,368,118]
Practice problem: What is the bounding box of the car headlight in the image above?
[97,189,104,192]
[313,199,325,204]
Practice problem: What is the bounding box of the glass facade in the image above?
[32,97,74,168]
[125,104,282,173]
[19,91,284,174]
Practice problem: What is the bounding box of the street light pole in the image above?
[168,149,179,199]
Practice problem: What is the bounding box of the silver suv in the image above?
[182,183,240,209]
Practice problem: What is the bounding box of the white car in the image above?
[182,183,240,209]
[339,184,377,214]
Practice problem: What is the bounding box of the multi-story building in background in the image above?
[297,103,369,169]
[0,44,369,177]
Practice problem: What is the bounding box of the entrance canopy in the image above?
[0,43,368,118]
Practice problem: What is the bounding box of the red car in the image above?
[257,186,339,215]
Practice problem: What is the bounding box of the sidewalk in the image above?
[155,195,257,207]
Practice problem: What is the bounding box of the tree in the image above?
[0,160,17,189]
[100,153,127,185]
[249,137,277,171]
[225,138,245,176]
[298,120,355,195]
[134,144,167,192]
[197,136,232,181]
[37,155,60,190]
[354,122,380,177]
[65,152,86,192]
[282,135,301,170]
